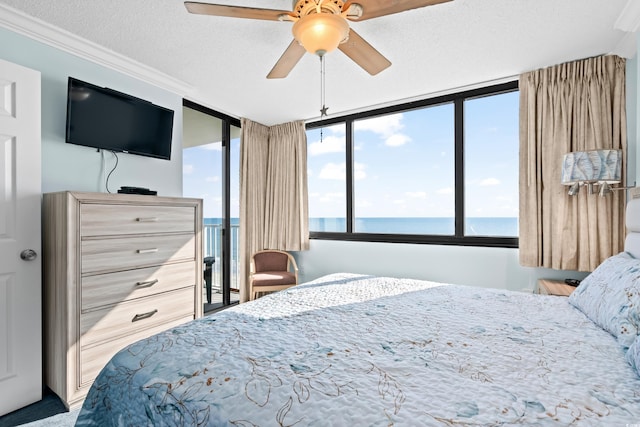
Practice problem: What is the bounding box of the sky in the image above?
[307,90,519,218]
[182,90,519,220]
[182,138,241,219]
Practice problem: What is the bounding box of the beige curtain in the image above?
[519,55,626,272]
[263,121,309,249]
[239,118,309,302]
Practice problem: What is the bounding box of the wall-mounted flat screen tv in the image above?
[65,77,174,160]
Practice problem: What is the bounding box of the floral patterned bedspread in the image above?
[75,274,640,426]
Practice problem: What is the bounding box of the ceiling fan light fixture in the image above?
[292,13,349,56]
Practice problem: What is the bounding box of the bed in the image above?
[75,199,640,426]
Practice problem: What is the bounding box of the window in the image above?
[307,124,347,232]
[464,91,519,237]
[307,81,519,248]
[353,106,455,235]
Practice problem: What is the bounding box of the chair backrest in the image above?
[253,251,289,273]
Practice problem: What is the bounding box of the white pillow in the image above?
[627,337,640,376]
[568,252,640,348]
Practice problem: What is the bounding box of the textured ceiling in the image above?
[0,0,633,125]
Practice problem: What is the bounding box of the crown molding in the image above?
[305,74,518,124]
[611,31,637,59]
[0,3,193,96]
[615,0,640,32]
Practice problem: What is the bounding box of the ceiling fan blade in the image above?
[267,40,307,79]
[346,0,452,21]
[184,2,294,21]
[338,29,391,75]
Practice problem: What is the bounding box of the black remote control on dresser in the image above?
[564,278,581,287]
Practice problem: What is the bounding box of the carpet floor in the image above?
[0,390,77,427]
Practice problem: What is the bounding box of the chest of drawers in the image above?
[42,191,203,409]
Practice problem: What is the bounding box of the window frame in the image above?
[306,81,519,248]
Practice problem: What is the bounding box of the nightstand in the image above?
[537,279,576,296]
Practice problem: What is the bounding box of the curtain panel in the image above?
[519,55,627,272]
[263,121,309,250]
[239,118,309,302]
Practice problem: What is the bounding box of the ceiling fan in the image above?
[184,0,452,79]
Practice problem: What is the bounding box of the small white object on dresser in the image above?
[42,191,203,409]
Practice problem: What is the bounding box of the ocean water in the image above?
[205,217,518,238]
[309,217,518,237]
[204,218,240,226]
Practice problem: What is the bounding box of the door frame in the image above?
[183,99,240,308]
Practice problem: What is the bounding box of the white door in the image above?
[0,59,42,416]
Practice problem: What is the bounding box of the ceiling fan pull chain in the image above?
[321,55,325,112]
[319,54,329,144]
[320,54,328,142]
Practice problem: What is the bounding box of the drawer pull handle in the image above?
[135,279,158,288]
[137,248,159,254]
[136,217,159,222]
[132,309,158,322]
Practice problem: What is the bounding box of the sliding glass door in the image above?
[182,100,241,312]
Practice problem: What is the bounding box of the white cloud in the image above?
[319,163,344,180]
[205,176,220,182]
[479,178,500,186]
[437,187,453,195]
[405,191,427,199]
[355,113,404,136]
[356,199,373,209]
[325,124,346,136]
[353,162,366,180]
[318,162,366,180]
[319,192,345,203]
[354,113,411,149]
[308,135,345,156]
[202,144,222,151]
[183,164,194,174]
[385,134,411,147]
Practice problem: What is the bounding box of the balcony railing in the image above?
[203,223,240,293]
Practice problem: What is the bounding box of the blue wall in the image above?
[0,27,183,196]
